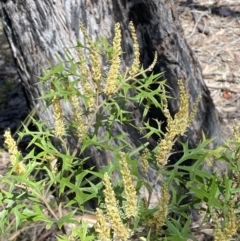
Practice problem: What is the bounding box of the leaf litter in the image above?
[179,0,240,139]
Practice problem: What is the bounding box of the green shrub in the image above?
[0,22,239,241]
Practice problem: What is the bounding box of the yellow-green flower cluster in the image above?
[102,172,130,240]
[83,81,95,111]
[142,197,148,210]
[96,152,139,240]
[95,208,111,241]
[188,96,200,126]
[174,80,190,135]
[148,51,158,71]
[214,225,226,241]
[149,183,170,230]
[233,121,240,142]
[156,137,173,167]
[129,21,140,77]
[47,154,58,175]
[141,148,149,176]
[156,81,197,166]
[104,23,122,97]
[229,122,240,171]
[69,94,86,140]
[119,152,138,219]
[4,130,25,175]
[52,96,65,137]
[78,48,90,77]
[224,200,237,239]
[80,23,101,91]
[77,48,96,111]
[51,88,66,138]
[213,200,237,241]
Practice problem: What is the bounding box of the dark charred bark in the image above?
[0,0,223,200]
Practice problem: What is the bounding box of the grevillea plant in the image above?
[1,21,240,241]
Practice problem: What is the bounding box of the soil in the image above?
[0,0,240,240]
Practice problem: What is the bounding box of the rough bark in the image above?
[0,0,223,189]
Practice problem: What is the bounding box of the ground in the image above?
[180,0,240,135]
[0,1,240,240]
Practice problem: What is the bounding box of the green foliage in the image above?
[0,23,239,241]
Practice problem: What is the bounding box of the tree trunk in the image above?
[0,0,222,184]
